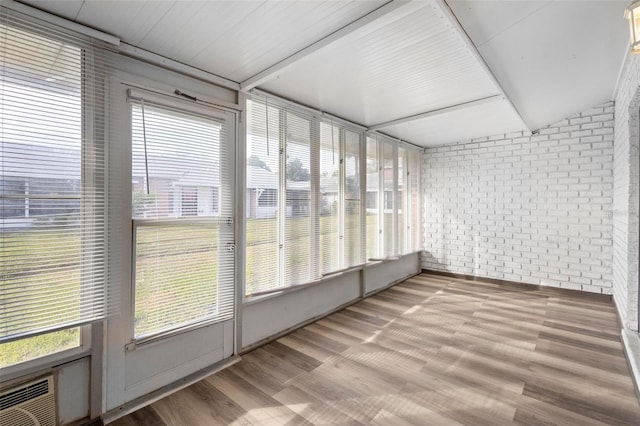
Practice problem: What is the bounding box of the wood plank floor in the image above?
[110,273,640,425]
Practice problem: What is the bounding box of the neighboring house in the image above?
[246,166,347,219]
[365,168,403,213]
[0,140,223,227]
[246,165,279,219]
[0,141,81,229]
[132,152,221,218]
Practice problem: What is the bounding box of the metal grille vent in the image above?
[0,376,56,426]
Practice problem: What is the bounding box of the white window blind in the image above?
[319,122,340,274]
[246,96,367,296]
[366,135,419,260]
[397,146,422,255]
[246,96,420,295]
[284,110,314,286]
[398,146,407,254]
[344,130,363,268]
[365,136,380,260]
[247,98,320,294]
[382,140,396,257]
[130,97,234,340]
[0,10,117,344]
[246,99,281,295]
[408,148,422,252]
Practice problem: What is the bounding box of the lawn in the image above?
[134,224,222,338]
[1,228,82,367]
[1,212,380,367]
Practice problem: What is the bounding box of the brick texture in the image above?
[421,103,614,294]
[614,53,640,331]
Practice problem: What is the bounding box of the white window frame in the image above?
[245,96,367,298]
[0,326,91,381]
[0,11,112,374]
[127,89,236,345]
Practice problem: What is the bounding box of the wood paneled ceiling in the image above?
[17,0,630,147]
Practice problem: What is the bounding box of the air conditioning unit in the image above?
[0,376,56,426]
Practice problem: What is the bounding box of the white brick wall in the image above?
[421,103,614,294]
[613,52,640,331]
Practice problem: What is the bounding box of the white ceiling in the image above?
[260,1,513,127]
[381,96,526,146]
[21,0,387,82]
[15,0,631,147]
[448,0,630,131]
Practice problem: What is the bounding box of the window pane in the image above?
[409,150,421,251]
[383,142,395,257]
[398,147,406,254]
[344,130,362,267]
[285,112,312,286]
[0,328,80,368]
[319,123,340,274]
[0,20,109,360]
[131,101,231,339]
[134,225,221,338]
[131,104,221,219]
[246,100,280,295]
[366,137,379,260]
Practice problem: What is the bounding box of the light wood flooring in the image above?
[110,273,640,425]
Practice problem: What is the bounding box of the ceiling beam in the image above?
[240,0,413,92]
[434,0,530,131]
[368,95,504,131]
[119,44,240,91]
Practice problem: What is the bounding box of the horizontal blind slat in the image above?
[1,8,118,345]
[130,97,234,339]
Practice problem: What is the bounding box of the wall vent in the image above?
[0,376,56,426]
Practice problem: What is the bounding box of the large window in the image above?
[407,147,422,253]
[130,96,234,340]
[284,112,313,286]
[382,141,396,257]
[365,135,422,259]
[246,98,364,296]
[245,97,421,296]
[246,100,281,295]
[344,130,363,268]
[0,14,113,367]
[319,123,340,274]
[366,138,380,260]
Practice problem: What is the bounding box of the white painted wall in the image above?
[421,104,615,294]
[56,358,90,425]
[242,271,361,349]
[242,253,421,349]
[365,254,420,294]
[613,52,640,332]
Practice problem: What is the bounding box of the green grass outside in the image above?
[1,228,82,367]
[134,225,220,337]
[1,212,381,367]
[0,329,79,367]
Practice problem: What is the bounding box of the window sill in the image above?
[243,251,423,305]
[244,267,364,305]
[0,345,90,385]
[126,316,233,352]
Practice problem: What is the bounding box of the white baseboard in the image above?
[621,328,640,401]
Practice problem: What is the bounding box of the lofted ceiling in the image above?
[448,0,630,132]
[15,0,631,147]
